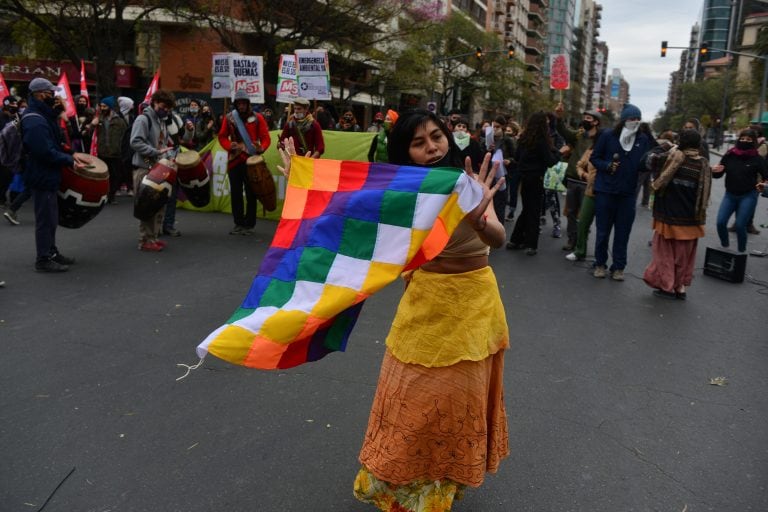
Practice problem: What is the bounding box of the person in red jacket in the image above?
[218,90,271,235]
[278,97,324,158]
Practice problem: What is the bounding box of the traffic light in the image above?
[700,42,709,60]
[475,47,483,59]
[661,41,667,57]
[508,46,515,59]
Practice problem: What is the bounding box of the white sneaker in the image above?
[565,252,578,261]
[3,210,19,225]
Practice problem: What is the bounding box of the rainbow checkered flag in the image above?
[197,156,484,369]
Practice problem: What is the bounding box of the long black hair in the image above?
[387,109,463,167]
[518,111,551,151]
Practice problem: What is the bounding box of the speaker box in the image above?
[703,247,746,283]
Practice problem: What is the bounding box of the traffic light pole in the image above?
[661,42,768,129]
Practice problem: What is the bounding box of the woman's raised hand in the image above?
[277,137,297,178]
[464,153,504,223]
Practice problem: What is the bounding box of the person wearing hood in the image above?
[130,89,176,252]
[367,109,398,163]
[367,111,384,133]
[218,89,271,235]
[117,97,136,195]
[712,128,768,253]
[278,97,324,158]
[92,96,128,204]
[22,78,88,271]
[589,103,652,280]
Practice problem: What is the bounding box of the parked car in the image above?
[724,132,737,143]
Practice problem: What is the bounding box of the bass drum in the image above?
[58,153,109,229]
[246,155,276,212]
[133,158,177,221]
[176,150,211,207]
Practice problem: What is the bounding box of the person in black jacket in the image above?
[452,117,483,173]
[506,111,560,255]
[713,128,768,253]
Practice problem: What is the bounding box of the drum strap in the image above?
[231,111,259,156]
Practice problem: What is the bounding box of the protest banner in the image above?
[211,52,236,99]
[295,49,331,101]
[276,54,298,103]
[231,55,264,104]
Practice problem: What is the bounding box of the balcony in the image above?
[526,23,546,40]
[525,37,545,55]
[528,3,546,23]
[525,53,543,72]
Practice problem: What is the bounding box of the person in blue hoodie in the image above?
[589,104,652,281]
[22,78,88,272]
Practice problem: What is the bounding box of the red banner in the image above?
[79,60,90,106]
[144,67,160,104]
[0,71,9,99]
[549,54,570,90]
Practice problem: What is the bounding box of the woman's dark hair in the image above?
[387,109,462,166]
[738,128,758,147]
[518,111,551,150]
[455,117,470,127]
[678,129,701,151]
[493,115,507,126]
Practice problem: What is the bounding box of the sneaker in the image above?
[525,248,537,256]
[35,259,69,272]
[552,225,562,238]
[4,210,19,225]
[653,289,677,300]
[747,224,761,235]
[593,266,607,278]
[562,242,574,251]
[229,226,244,235]
[51,252,75,265]
[611,269,625,281]
[506,241,524,250]
[139,241,163,252]
[565,252,584,262]
[240,227,255,236]
[162,227,182,237]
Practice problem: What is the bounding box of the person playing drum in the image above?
[217,89,271,236]
[129,89,176,252]
[22,78,89,272]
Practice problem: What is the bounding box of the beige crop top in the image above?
[436,217,490,258]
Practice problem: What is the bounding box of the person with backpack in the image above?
[218,90,271,235]
[22,78,88,272]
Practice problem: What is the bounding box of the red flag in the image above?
[90,124,99,157]
[143,67,160,104]
[56,72,77,118]
[0,72,9,99]
[79,60,90,107]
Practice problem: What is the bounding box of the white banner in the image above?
[211,52,236,99]
[231,55,265,104]
[295,49,331,101]
[276,54,298,104]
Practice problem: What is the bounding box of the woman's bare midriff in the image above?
[420,255,489,274]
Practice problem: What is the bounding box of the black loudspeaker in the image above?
[703,247,747,283]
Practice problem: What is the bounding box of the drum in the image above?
[133,158,177,221]
[175,150,211,207]
[246,155,277,212]
[58,153,109,229]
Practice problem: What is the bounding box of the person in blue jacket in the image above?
[23,78,87,272]
[589,104,652,281]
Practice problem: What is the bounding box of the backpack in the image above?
[0,113,44,172]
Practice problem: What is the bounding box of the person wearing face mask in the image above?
[261,107,275,130]
[453,117,483,173]
[276,108,507,512]
[367,109,398,163]
[21,78,88,271]
[182,99,216,150]
[553,103,602,252]
[335,109,361,132]
[218,89,271,235]
[589,103,652,280]
[92,96,128,204]
[130,89,177,252]
[278,97,324,158]
[0,95,21,208]
[367,111,384,133]
[712,128,768,253]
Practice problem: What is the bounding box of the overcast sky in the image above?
[598,0,704,120]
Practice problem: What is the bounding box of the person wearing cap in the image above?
[367,111,384,133]
[553,103,602,253]
[589,103,652,281]
[23,77,87,271]
[130,89,177,252]
[278,97,324,158]
[367,109,398,163]
[92,96,127,204]
[218,89,271,235]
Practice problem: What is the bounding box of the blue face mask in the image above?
[155,107,169,120]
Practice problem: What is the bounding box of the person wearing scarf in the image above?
[278,97,324,158]
[367,109,399,163]
[713,128,768,253]
[643,130,712,299]
[589,103,652,281]
[452,117,483,173]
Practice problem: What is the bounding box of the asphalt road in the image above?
[1,169,767,511]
